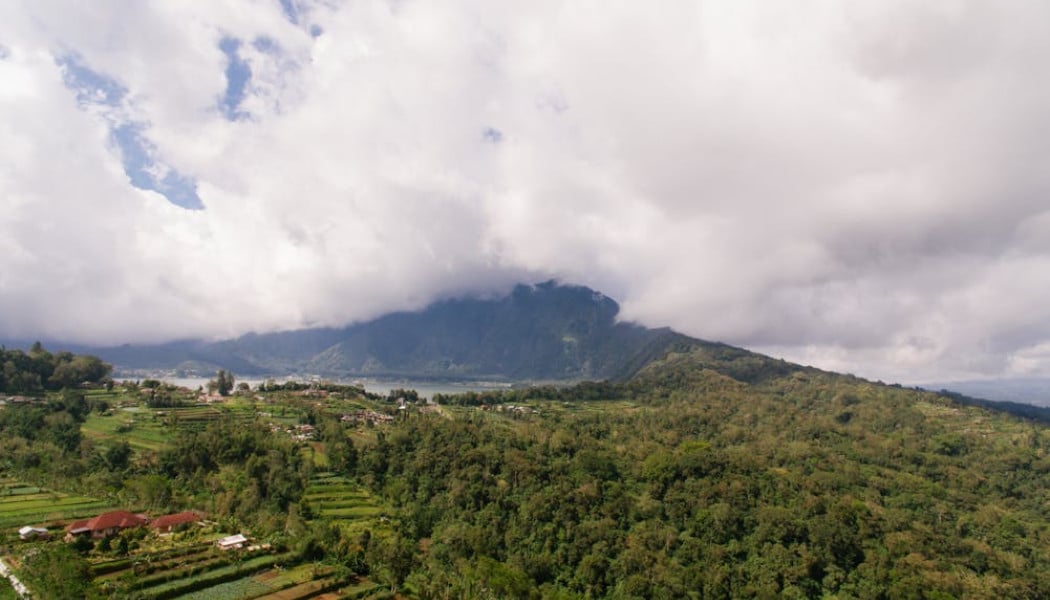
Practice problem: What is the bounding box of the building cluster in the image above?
[15,509,261,553]
[340,410,395,425]
[61,510,204,541]
[480,404,536,414]
[268,423,317,441]
[0,394,36,406]
[16,509,214,544]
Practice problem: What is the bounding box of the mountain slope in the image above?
[84,281,698,381]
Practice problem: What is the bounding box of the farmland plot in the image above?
[0,478,115,530]
[303,475,386,523]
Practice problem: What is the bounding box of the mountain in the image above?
[78,281,697,381]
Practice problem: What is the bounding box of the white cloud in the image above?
[1,0,1049,383]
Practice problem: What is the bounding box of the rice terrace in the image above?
[0,372,399,599]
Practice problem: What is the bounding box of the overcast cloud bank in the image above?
[2,1,1049,384]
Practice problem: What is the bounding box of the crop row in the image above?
[317,506,384,519]
[303,485,365,496]
[139,551,296,600]
[0,501,113,528]
[0,485,41,496]
[128,553,240,591]
[173,575,270,600]
[0,493,60,505]
[91,542,215,578]
[249,576,343,600]
[0,495,105,512]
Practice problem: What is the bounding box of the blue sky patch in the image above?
[56,54,126,107]
[57,55,203,210]
[219,36,251,121]
[110,124,204,210]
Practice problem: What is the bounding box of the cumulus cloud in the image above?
[1,0,1049,383]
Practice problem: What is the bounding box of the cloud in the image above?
[1,0,1049,383]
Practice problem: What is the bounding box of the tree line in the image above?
[0,343,111,394]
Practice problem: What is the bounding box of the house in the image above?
[65,510,148,540]
[291,423,316,441]
[216,533,249,550]
[18,526,49,540]
[341,410,395,425]
[149,511,202,534]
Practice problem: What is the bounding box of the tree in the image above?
[216,370,235,396]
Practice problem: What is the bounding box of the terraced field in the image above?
[162,405,256,431]
[82,408,171,452]
[93,540,291,598]
[0,477,116,531]
[83,402,263,453]
[93,542,377,600]
[303,475,386,524]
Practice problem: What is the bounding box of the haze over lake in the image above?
[155,376,510,401]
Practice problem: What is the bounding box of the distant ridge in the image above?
[921,378,1050,408]
[6,281,1050,422]
[64,281,699,382]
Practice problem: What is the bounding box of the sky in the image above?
[1,1,1049,385]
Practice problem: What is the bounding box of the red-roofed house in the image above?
[65,511,148,540]
[149,511,202,533]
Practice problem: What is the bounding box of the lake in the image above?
[152,376,511,400]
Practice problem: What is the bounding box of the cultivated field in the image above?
[304,474,386,524]
[0,477,116,532]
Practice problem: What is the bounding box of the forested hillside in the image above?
[353,349,1050,598]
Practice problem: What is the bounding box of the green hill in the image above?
[353,347,1050,598]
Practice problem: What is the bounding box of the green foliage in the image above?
[350,355,1050,598]
[0,344,111,394]
[208,369,235,396]
[20,543,92,599]
[0,577,16,600]
[0,390,89,456]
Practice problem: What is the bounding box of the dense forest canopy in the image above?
[349,350,1050,598]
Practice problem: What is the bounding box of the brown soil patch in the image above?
[254,570,279,582]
